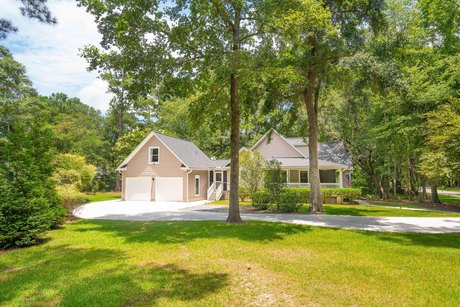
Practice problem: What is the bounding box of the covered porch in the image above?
[282,168,350,189]
[207,169,230,201]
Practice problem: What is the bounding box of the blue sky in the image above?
[2,0,113,112]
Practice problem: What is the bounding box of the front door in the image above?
[215,171,222,188]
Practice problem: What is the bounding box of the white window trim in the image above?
[195,175,200,196]
[148,146,160,164]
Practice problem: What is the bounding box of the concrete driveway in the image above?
[74,200,460,234]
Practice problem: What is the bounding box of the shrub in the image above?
[285,188,361,202]
[240,150,265,195]
[57,185,86,218]
[251,189,272,210]
[264,159,286,195]
[0,125,66,248]
[53,154,96,191]
[239,187,251,202]
[271,189,303,212]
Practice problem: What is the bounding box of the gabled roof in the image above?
[250,128,307,158]
[155,132,213,169]
[251,129,353,170]
[116,131,220,171]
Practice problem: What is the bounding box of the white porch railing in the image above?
[286,183,341,188]
[216,183,223,200]
[207,182,215,200]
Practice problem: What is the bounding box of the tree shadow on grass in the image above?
[357,230,460,249]
[72,220,309,244]
[0,245,228,305]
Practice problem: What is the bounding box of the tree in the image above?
[0,122,65,248]
[240,150,265,196]
[264,158,286,196]
[78,0,275,223]
[267,0,384,212]
[53,153,96,192]
[1,0,56,39]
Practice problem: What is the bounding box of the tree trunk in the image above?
[431,185,441,204]
[370,173,387,199]
[226,8,242,224]
[305,68,323,213]
[419,176,427,202]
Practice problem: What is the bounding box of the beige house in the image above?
[249,129,352,189]
[116,132,229,202]
[117,129,352,202]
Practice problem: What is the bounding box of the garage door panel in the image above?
[156,177,183,201]
[126,177,152,201]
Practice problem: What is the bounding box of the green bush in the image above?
[251,189,272,210]
[57,185,86,218]
[239,187,251,202]
[271,189,303,212]
[286,188,361,202]
[0,125,66,248]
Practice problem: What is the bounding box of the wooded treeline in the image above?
[0,0,459,233]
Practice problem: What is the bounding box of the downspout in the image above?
[185,169,192,202]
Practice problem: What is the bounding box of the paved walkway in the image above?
[75,200,460,234]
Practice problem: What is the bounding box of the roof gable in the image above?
[251,129,306,159]
[116,131,215,170]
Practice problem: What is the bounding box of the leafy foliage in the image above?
[53,154,96,192]
[0,124,65,248]
[240,150,265,196]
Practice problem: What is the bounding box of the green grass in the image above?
[210,200,252,206]
[439,194,460,204]
[211,200,460,217]
[443,187,460,192]
[1,220,459,305]
[298,204,460,217]
[85,192,121,203]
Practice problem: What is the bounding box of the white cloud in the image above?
[3,0,111,112]
[78,79,114,113]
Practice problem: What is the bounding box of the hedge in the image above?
[287,188,361,202]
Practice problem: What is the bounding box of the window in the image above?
[300,171,308,183]
[149,147,159,164]
[195,175,200,196]
[209,171,214,187]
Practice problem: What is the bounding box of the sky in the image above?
[2,0,114,113]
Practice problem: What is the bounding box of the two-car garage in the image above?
[125,177,183,201]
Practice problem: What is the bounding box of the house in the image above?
[116,131,230,201]
[116,129,352,202]
[249,129,353,189]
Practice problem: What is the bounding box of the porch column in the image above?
[339,169,343,188]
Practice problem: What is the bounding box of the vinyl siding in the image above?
[122,134,187,201]
[253,132,304,158]
[187,170,208,201]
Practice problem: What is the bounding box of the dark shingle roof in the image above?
[284,138,353,169]
[155,132,214,169]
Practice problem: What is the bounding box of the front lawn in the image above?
[308,204,460,217]
[210,200,460,217]
[85,192,121,203]
[1,220,459,305]
[439,194,460,204]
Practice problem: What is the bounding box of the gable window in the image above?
[300,171,308,183]
[149,147,159,164]
[195,175,200,196]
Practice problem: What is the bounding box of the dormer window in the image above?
[149,147,159,164]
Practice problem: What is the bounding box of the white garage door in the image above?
[125,177,152,201]
[156,177,183,201]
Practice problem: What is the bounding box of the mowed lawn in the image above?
[211,200,460,217]
[1,220,459,306]
[85,192,121,203]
